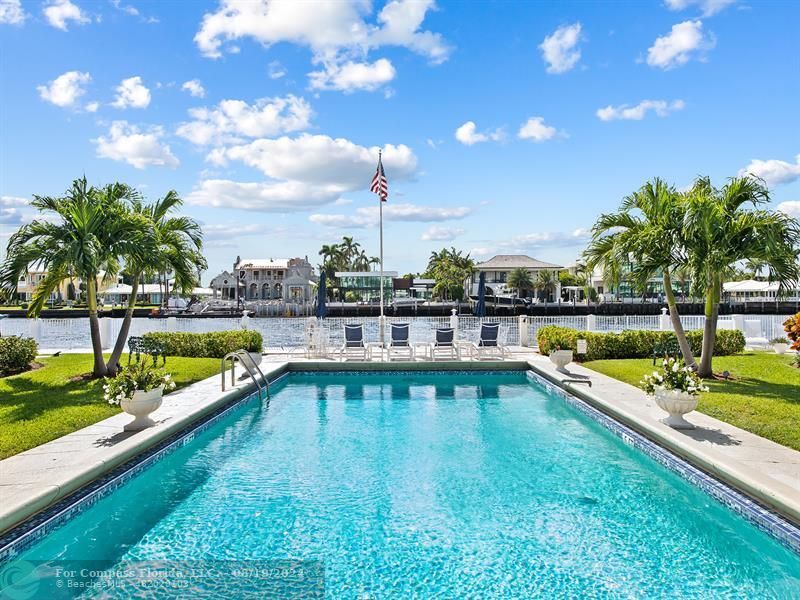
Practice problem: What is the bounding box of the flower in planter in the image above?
[640,357,709,397]
[104,361,176,405]
[784,313,800,351]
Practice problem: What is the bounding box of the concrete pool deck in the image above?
[1,349,799,539]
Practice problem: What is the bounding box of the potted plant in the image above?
[783,313,800,367]
[640,357,708,430]
[549,345,573,373]
[770,336,790,355]
[104,361,176,431]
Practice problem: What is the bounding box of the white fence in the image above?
[0,313,791,351]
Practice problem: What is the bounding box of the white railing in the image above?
[1,313,792,350]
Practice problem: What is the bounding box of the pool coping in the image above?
[1,358,798,560]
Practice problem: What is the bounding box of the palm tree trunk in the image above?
[86,277,107,378]
[106,275,140,375]
[663,268,694,367]
[698,274,721,378]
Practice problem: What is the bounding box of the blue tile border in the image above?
[1,367,798,564]
[527,370,800,555]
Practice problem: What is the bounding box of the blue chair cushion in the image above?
[435,328,454,346]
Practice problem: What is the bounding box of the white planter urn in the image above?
[248,352,263,367]
[773,343,789,355]
[549,349,573,373]
[654,388,698,430]
[120,386,164,431]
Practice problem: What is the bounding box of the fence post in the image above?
[519,315,529,346]
[731,314,744,333]
[659,307,670,331]
[166,316,177,333]
[586,314,596,332]
[450,308,459,338]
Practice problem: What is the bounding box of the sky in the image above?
[1,0,799,284]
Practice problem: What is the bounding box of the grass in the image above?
[0,354,219,459]
[583,352,800,451]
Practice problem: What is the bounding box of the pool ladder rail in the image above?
[221,350,270,399]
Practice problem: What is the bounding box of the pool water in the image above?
[3,372,800,598]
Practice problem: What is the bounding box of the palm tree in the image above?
[424,247,475,301]
[507,267,533,299]
[106,191,205,374]
[0,177,143,377]
[585,178,695,366]
[534,270,557,302]
[683,176,800,377]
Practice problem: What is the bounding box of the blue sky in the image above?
[1,0,799,283]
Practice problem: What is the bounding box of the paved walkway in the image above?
[2,350,799,538]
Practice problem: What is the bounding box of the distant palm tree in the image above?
[507,267,533,299]
[0,177,143,377]
[683,176,800,377]
[534,270,556,302]
[585,178,695,366]
[106,191,206,374]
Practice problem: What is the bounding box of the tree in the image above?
[424,247,475,301]
[534,270,557,302]
[317,237,379,300]
[0,177,144,377]
[683,176,800,377]
[507,267,533,299]
[585,178,696,366]
[106,191,205,375]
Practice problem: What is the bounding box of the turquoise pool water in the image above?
[2,371,800,598]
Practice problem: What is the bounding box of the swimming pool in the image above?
[2,371,799,597]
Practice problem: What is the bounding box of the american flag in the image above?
[370,151,388,201]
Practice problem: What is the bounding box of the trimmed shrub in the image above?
[142,330,263,358]
[0,336,38,376]
[536,326,744,361]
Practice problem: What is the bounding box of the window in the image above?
[254,270,260,280]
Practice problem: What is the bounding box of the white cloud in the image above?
[646,20,715,69]
[0,0,26,25]
[517,117,558,142]
[472,228,591,257]
[194,0,449,92]
[268,60,286,79]
[37,71,91,108]
[0,196,28,225]
[739,155,800,188]
[776,201,800,219]
[84,101,99,112]
[454,121,504,146]
[181,79,206,98]
[110,0,137,16]
[664,0,736,17]
[310,203,472,228]
[218,134,417,192]
[43,0,89,30]
[196,0,449,60]
[187,179,339,212]
[421,226,464,241]
[112,76,151,109]
[308,58,396,92]
[93,121,179,169]
[596,99,686,121]
[176,95,312,146]
[539,23,582,74]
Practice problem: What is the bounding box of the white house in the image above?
[210,257,317,303]
[469,255,563,301]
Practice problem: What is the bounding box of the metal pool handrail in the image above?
[221,350,270,399]
[562,378,592,387]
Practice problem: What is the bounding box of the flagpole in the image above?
[378,149,385,345]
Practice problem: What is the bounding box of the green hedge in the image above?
[536,326,745,361]
[142,330,263,358]
[0,336,38,376]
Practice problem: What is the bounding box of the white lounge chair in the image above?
[340,323,368,361]
[427,327,458,361]
[469,322,507,360]
[387,323,414,361]
[743,319,769,349]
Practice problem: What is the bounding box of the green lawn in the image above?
[0,354,219,459]
[583,352,800,451]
